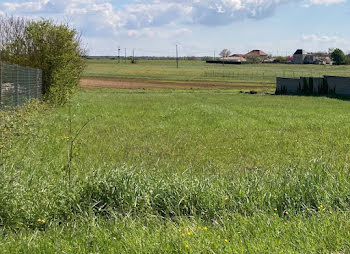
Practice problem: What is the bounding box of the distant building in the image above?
[293,49,306,64]
[293,49,333,65]
[245,50,268,58]
[221,56,247,63]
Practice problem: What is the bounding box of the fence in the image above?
[276,76,350,96]
[202,70,350,84]
[0,62,43,108]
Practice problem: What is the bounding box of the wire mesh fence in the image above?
[0,62,43,108]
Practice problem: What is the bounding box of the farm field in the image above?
[2,89,350,252]
[83,59,350,86]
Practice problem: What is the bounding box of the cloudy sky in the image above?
[0,0,349,56]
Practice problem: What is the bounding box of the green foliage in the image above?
[274,56,287,63]
[0,17,85,105]
[346,54,350,65]
[330,48,346,65]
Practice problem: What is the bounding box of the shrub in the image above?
[0,17,85,105]
[346,54,350,65]
[330,48,346,65]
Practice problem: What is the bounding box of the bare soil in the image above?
[80,77,274,90]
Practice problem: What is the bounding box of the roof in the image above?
[294,49,305,55]
[246,50,268,57]
[231,54,246,58]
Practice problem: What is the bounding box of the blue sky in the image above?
[0,0,349,56]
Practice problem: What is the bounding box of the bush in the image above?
[274,56,287,63]
[0,17,85,105]
[330,48,346,65]
[346,54,350,65]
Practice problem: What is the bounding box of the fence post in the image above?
[15,65,19,106]
[0,62,2,107]
[36,69,40,99]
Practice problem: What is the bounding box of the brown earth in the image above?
[80,77,274,90]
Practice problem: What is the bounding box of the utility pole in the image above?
[132,48,135,63]
[214,50,216,60]
[176,44,179,68]
[118,47,120,63]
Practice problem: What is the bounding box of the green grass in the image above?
[2,89,350,252]
[83,59,350,85]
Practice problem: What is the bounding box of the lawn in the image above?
[2,89,350,253]
[84,59,350,85]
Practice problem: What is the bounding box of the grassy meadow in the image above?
[84,59,350,85]
[2,87,350,252]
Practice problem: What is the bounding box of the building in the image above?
[293,49,333,65]
[245,50,268,58]
[293,49,306,64]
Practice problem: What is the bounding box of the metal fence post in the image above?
[15,65,19,106]
[0,62,2,107]
[27,67,31,100]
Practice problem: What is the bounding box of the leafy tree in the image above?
[219,49,231,58]
[245,55,263,64]
[345,54,350,65]
[330,48,346,65]
[0,16,85,105]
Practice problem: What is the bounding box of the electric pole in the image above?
[118,47,121,63]
[176,44,179,68]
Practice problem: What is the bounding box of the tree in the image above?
[274,56,287,63]
[330,48,346,65]
[219,49,231,58]
[346,54,350,65]
[0,16,86,105]
[245,55,263,64]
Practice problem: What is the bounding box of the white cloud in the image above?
[1,0,345,31]
[308,0,345,4]
[300,34,350,52]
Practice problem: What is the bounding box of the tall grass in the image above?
[2,89,350,252]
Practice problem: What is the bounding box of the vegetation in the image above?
[0,16,85,104]
[219,49,231,57]
[2,89,350,252]
[330,48,346,65]
[274,56,288,63]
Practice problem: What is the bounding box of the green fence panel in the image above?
[0,62,43,108]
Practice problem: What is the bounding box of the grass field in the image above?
[84,59,350,85]
[2,87,350,252]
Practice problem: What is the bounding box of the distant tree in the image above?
[245,55,263,64]
[274,56,287,63]
[219,49,231,58]
[346,54,350,65]
[330,48,346,65]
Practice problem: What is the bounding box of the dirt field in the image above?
[80,77,275,90]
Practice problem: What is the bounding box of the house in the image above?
[221,56,247,62]
[293,49,306,64]
[293,49,333,65]
[245,50,268,58]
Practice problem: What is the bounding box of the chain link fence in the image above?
[0,62,43,108]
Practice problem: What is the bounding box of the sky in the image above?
[0,0,349,56]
